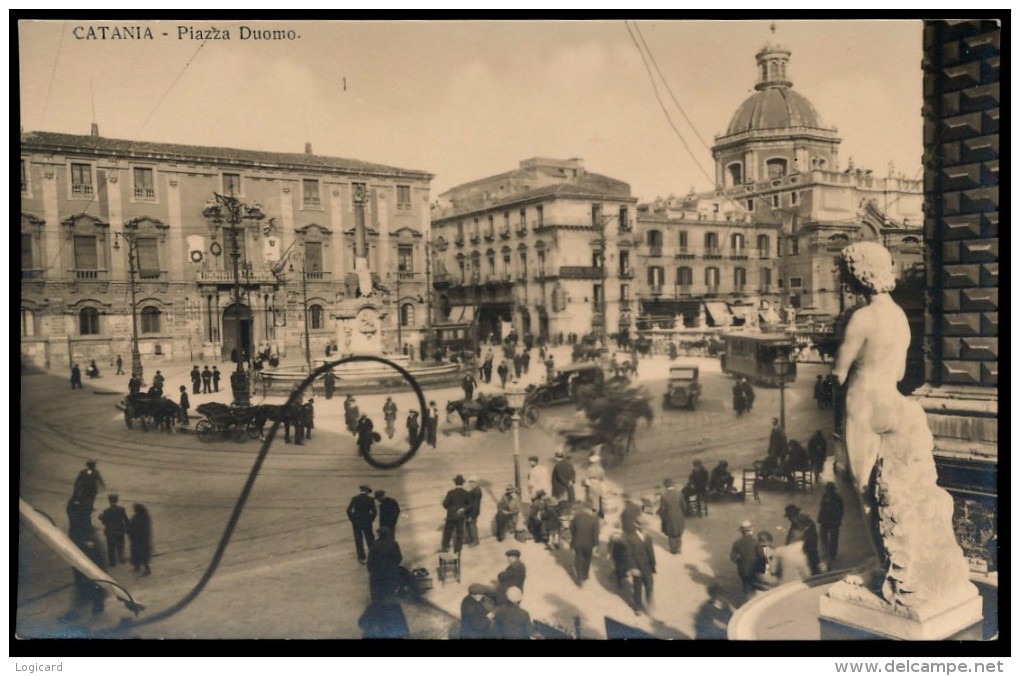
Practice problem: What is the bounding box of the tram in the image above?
[719,333,798,386]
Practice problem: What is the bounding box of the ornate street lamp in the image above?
[505,380,528,493]
[113,220,144,384]
[289,254,312,372]
[773,351,792,430]
[202,192,265,406]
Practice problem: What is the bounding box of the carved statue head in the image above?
[838,241,897,295]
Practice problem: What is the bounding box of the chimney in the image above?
[91,123,100,137]
[304,142,312,155]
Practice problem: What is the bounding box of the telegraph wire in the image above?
[38,20,68,131]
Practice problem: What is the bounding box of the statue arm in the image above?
[832,310,867,385]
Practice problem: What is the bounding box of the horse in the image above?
[154,399,181,434]
[251,402,306,444]
[445,399,496,435]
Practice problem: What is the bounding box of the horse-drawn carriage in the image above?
[446,392,539,434]
[194,402,261,443]
[123,393,180,432]
[557,380,653,466]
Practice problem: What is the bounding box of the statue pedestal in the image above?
[819,576,983,641]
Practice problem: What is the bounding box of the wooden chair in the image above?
[791,468,814,493]
[437,552,461,585]
[685,492,707,517]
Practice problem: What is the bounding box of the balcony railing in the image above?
[303,196,321,208]
[396,270,415,281]
[618,269,634,279]
[516,226,528,237]
[703,248,723,259]
[71,183,94,197]
[619,299,632,311]
[733,283,747,293]
[675,248,695,259]
[729,249,749,260]
[469,234,481,244]
[73,269,108,281]
[198,268,280,284]
[647,247,663,257]
[674,284,692,295]
[306,271,329,281]
[484,232,495,242]
[500,228,512,240]
[558,266,602,280]
[757,249,771,259]
[133,187,156,200]
[705,285,719,295]
[454,238,465,247]
[649,285,663,296]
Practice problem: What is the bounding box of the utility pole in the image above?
[114,220,144,384]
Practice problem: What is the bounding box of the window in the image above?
[536,205,544,228]
[397,245,413,273]
[502,251,511,278]
[470,252,481,282]
[456,222,465,242]
[22,233,34,271]
[488,215,495,238]
[487,251,496,278]
[400,303,415,327]
[21,160,28,194]
[458,258,466,283]
[592,252,603,268]
[21,308,38,337]
[71,163,94,197]
[619,251,630,276]
[734,267,747,289]
[730,233,745,254]
[537,250,546,277]
[678,231,688,251]
[766,158,788,180]
[519,209,527,230]
[222,172,242,196]
[74,235,99,274]
[647,230,663,255]
[141,306,161,334]
[593,284,603,306]
[705,267,720,288]
[136,236,161,279]
[518,251,528,278]
[760,268,772,289]
[503,212,510,234]
[472,218,480,239]
[620,284,630,301]
[133,167,156,200]
[789,277,803,288]
[591,203,602,228]
[396,185,412,209]
[310,304,324,329]
[619,206,630,232]
[647,266,664,288]
[704,232,719,254]
[351,182,367,209]
[746,199,754,212]
[790,237,800,256]
[305,242,324,273]
[771,194,780,208]
[676,266,693,286]
[79,307,100,335]
[757,234,770,257]
[791,192,799,205]
[302,179,321,208]
[727,162,743,186]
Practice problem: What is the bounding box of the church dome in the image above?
[727,86,822,134]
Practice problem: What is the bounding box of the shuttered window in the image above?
[137,237,160,278]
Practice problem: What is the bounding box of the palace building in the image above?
[20,128,432,371]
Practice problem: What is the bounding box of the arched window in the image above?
[309,304,324,330]
[734,267,747,290]
[79,307,100,335]
[704,232,719,255]
[731,233,745,252]
[140,306,161,334]
[757,234,770,258]
[400,303,415,327]
[727,162,743,187]
[705,267,720,289]
[766,158,788,180]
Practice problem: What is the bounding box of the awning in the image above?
[730,304,758,326]
[759,307,782,325]
[703,301,734,327]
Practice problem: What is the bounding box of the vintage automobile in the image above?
[662,365,702,410]
[527,363,605,407]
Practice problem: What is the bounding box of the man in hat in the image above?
[657,478,686,555]
[459,583,494,639]
[375,490,401,534]
[426,401,440,448]
[620,492,643,535]
[201,365,213,394]
[152,370,165,395]
[625,523,656,615]
[490,586,532,639]
[323,369,336,400]
[495,485,521,542]
[464,477,484,547]
[73,460,106,512]
[406,410,420,445]
[355,414,376,457]
[768,418,788,463]
[441,475,472,554]
[785,504,821,575]
[344,395,359,435]
[495,549,527,605]
[178,386,190,426]
[569,501,600,585]
[526,455,551,503]
[817,483,845,562]
[303,398,315,440]
[190,365,201,394]
[383,396,398,439]
[346,485,377,564]
[366,526,402,601]
[551,449,576,515]
[98,494,129,567]
[730,520,764,598]
[211,366,221,392]
[462,372,478,402]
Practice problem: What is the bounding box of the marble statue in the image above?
[829,242,975,613]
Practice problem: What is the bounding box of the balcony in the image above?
[649,285,663,296]
[484,232,495,242]
[674,284,692,296]
[532,219,546,231]
[133,187,156,200]
[705,285,720,295]
[674,248,696,260]
[71,183,94,197]
[647,247,664,257]
[757,249,771,259]
[469,234,481,244]
[454,238,465,247]
[306,271,330,281]
[303,196,321,209]
[618,269,634,279]
[558,266,602,280]
[729,249,749,260]
[703,248,723,259]
[21,268,44,280]
[73,269,109,281]
[396,270,415,281]
[517,272,529,281]
[733,283,747,294]
[759,285,773,293]
[500,228,512,240]
[434,272,453,287]
[619,299,632,311]
[516,227,528,237]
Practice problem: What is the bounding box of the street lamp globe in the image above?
[505,380,528,411]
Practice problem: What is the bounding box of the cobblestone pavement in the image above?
[18,347,871,640]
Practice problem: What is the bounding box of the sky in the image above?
[18,19,924,202]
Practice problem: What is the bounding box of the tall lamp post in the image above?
[113,220,144,384]
[203,193,265,406]
[774,351,792,430]
[505,380,527,493]
[289,254,312,371]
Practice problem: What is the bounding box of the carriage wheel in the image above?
[497,413,513,434]
[246,423,262,440]
[195,419,215,443]
[124,405,134,429]
[230,424,248,443]
[522,405,540,428]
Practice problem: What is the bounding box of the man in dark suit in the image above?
[491,586,531,639]
[211,366,221,393]
[730,520,764,597]
[657,478,686,555]
[426,401,440,448]
[190,365,202,394]
[461,373,477,401]
[569,502,600,585]
[768,418,788,462]
[201,366,212,394]
[459,584,493,639]
[465,477,483,547]
[626,526,656,615]
[375,490,401,534]
[785,504,821,575]
[441,475,472,554]
[346,485,377,564]
[551,450,576,514]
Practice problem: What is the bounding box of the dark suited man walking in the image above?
[346,485,377,565]
[569,502,600,585]
[441,475,472,554]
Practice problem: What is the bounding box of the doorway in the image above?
[222,303,254,362]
